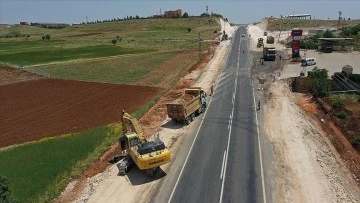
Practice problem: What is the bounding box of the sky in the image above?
[0,0,359,25]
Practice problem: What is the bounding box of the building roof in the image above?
[287,14,311,17]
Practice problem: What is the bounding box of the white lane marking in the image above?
[219,32,241,203]
[220,150,227,179]
[252,85,267,203]
[219,111,232,203]
[168,91,215,203]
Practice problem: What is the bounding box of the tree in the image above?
[112,39,117,45]
[308,67,331,97]
[182,12,189,18]
[0,176,15,203]
[200,12,210,17]
[187,27,192,32]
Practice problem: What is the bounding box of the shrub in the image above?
[42,34,51,40]
[336,110,347,119]
[352,136,360,150]
[0,176,16,203]
[331,100,344,109]
[187,27,192,33]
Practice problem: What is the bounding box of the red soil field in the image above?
[0,74,161,148]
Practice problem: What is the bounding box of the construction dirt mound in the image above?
[0,78,161,148]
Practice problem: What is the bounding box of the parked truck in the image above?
[166,87,207,124]
[263,47,277,61]
[266,36,274,44]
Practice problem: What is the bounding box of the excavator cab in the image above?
[120,133,139,150]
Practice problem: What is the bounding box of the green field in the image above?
[0,17,220,69]
[1,44,151,66]
[0,124,121,202]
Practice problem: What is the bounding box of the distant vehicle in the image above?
[324,47,333,53]
[266,36,274,44]
[263,47,276,61]
[241,34,246,37]
[263,31,268,36]
[301,58,316,66]
[257,38,264,48]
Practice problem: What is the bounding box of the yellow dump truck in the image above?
[166,87,207,124]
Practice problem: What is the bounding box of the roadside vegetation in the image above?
[306,67,360,152]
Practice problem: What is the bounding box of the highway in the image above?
[152,26,268,203]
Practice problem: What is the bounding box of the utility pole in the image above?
[206,5,208,14]
[338,11,342,28]
[196,33,203,59]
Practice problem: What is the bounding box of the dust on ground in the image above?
[56,18,237,203]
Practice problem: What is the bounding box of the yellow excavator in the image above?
[118,110,171,176]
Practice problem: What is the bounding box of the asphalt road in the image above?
[152,27,268,203]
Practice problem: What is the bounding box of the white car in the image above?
[241,34,246,37]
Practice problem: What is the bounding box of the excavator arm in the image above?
[121,110,145,142]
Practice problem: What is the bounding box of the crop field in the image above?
[30,50,200,86]
[0,70,161,147]
[0,124,121,202]
[0,17,220,202]
[1,43,151,66]
[0,17,220,68]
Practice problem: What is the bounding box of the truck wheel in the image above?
[191,113,195,121]
[195,109,200,116]
[202,104,207,112]
[185,117,191,125]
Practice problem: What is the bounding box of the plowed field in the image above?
[0,68,161,148]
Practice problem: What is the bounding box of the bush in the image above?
[336,110,347,119]
[309,67,331,97]
[0,176,16,203]
[42,34,51,40]
[312,78,331,97]
[187,27,192,33]
[331,100,344,109]
[352,136,360,150]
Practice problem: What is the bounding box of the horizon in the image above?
[1,1,360,25]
